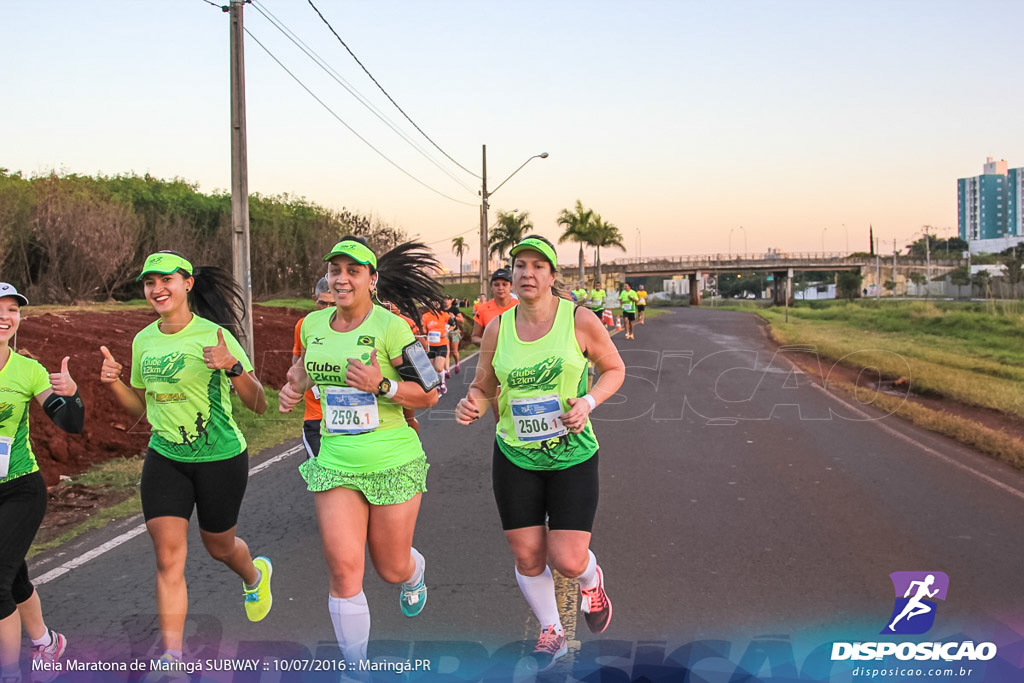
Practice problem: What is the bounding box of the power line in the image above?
[198,0,228,11]
[245,27,477,207]
[423,226,479,247]
[305,0,480,180]
[250,1,477,196]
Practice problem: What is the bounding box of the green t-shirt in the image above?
[493,298,598,471]
[619,289,639,313]
[0,351,51,484]
[301,305,423,473]
[130,315,252,462]
[588,289,606,310]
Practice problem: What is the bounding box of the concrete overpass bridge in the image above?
[439,252,961,305]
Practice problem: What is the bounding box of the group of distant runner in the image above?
[571,280,648,340]
[1,233,633,679]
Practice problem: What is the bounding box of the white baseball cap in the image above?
[0,282,28,305]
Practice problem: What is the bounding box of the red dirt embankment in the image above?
[16,304,303,485]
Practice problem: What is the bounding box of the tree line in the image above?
[0,170,409,304]
[452,199,627,285]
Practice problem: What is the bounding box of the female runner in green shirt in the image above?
[454,236,625,671]
[99,252,270,669]
[278,238,444,665]
[0,283,84,681]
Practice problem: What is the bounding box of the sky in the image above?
[3,0,1023,272]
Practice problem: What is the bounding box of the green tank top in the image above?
[301,305,423,473]
[0,352,50,484]
[493,297,598,471]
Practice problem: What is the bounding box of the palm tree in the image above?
[557,200,595,283]
[489,210,533,264]
[589,214,625,285]
[451,236,468,283]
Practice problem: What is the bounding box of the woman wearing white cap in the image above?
[454,235,625,671]
[0,283,84,680]
[279,237,444,665]
[99,252,270,670]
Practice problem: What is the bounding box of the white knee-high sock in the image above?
[515,566,562,631]
[577,550,600,591]
[402,547,425,588]
[328,592,370,662]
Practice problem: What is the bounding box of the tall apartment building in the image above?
[958,157,1024,253]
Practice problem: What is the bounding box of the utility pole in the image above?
[875,236,880,299]
[479,144,489,302]
[230,0,254,359]
[892,238,897,294]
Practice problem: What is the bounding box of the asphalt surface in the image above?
[27,308,1024,682]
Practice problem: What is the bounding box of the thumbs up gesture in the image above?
[49,356,78,396]
[203,328,238,371]
[345,348,383,394]
[99,346,123,385]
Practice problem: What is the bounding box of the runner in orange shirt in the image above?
[292,278,334,459]
[420,305,451,395]
[471,268,517,344]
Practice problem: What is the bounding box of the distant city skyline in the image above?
[3,0,1022,271]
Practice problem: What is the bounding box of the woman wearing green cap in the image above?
[98,251,271,670]
[278,236,444,665]
[0,282,84,680]
[454,235,625,671]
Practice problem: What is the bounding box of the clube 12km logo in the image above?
[831,572,998,663]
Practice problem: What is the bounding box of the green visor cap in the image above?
[323,240,378,269]
[137,253,193,281]
[509,238,558,269]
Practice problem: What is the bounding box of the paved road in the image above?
[29,308,1024,682]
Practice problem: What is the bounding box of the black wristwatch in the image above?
[377,377,392,397]
[225,361,244,378]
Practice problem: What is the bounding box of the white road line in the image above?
[33,444,305,586]
[811,382,1024,503]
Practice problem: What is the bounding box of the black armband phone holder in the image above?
[43,390,85,434]
[398,341,441,392]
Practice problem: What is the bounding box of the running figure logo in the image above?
[882,571,949,635]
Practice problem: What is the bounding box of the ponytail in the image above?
[189,265,245,339]
[374,241,444,318]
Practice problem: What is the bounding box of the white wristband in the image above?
[384,381,399,399]
[582,393,597,411]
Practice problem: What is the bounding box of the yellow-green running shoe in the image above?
[244,556,273,622]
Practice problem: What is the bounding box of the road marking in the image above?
[812,383,1024,503]
[33,445,305,586]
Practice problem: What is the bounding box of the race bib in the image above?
[427,330,442,344]
[510,394,568,442]
[324,387,379,435]
[623,300,636,312]
[0,436,12,479]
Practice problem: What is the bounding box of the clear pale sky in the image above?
[3,0,1023,270]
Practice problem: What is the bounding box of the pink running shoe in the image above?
[580,566,612,633]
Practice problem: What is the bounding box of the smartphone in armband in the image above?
[399,341,441,391]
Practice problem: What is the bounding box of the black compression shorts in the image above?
[623,311,636,321]
[428,346,448,359]
[140,448,249,533]
[0,472,46,619]
[491,441,599,532]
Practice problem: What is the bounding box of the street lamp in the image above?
[821,226,829,254]
[479,145,548,300]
